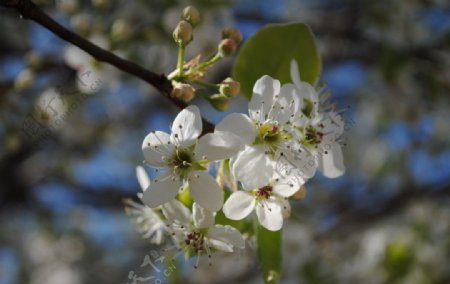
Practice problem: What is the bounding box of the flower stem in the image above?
[185,53,222,77]
[177,42,186,78]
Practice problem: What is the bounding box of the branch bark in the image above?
[0,0,215,134]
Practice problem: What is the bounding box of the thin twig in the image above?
[0,0,215,134]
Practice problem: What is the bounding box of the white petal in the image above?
[275,145,317,180]
[188,171,223,212]
[232,146,273,189]
[290,59,302,87]
[321,112,345,137]
[141,172,180,208]
[161,199,191,224]
[222,191,255,220]
[297,82,319,117]
[209,239,233,252]
[195,131,244,161]
[249,75,280,122]
[142,131,174,167]
[171,105,202,146]
[208,225,245,249]
[318,143,345,178]
[276,84,301,123]
[215,113,256,145]
[255,200,283,231]
[279,197,291,219]
[272,173,304,198]
[193,202,215,229]
[136,166,150,192]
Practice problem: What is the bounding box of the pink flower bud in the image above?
[210,94,230,111]
[173,20,193,45]
[222,27,242,44]
[219,78,240,97]
[218,38,237,56]
[172,83,195,102]
[182,6,200,27]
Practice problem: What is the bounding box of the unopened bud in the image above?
[218,38,237,56]
[182,6,200,27]
[219,78,240,97]
[222,27,242,44]
[210,94,230,111]
[14,69,35,90]
[173,20,193,45]
[172,83,195,102]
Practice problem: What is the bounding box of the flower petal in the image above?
[136,166,150,192]
[290,59,302,87]
[249,75,280,122]
[141,172,180,208]
[171,105,202,146]
[318,143,345,178]
[272,172,304,198]
[188,171,224,212]
[215,113,256,145]
[161,199,191,224]
[195,131,244,161]
[209,239,233,252]
[223,191,255,220]
[208,225,245,249]
[142,131,174,167]
[193,202,215,229]
[232,146,273,189]
[275,84,301,124]
[255,199,283,231]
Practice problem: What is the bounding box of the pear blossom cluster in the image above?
[125,59,346,264]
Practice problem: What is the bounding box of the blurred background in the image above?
[0,0,449,283]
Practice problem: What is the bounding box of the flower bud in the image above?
[219,77,240,97]
[173,20,193,45]
[218,38,237,56]
[210,94,230,111]
[182,6,200,27]
[222,27,242,44]
[172,83,195,102]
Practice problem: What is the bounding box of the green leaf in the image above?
[233,23,321,99]
[257,225,282,284]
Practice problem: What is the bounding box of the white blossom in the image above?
[162,200,245,267]
[217,75,316,189]
[222,173,302,231]
[141,105,242,212]
[290,60,346,178]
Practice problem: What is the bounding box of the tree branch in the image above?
[0,0,215,134]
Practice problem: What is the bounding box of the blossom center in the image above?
[254,122,291,148]
[170,147,195,176]
[254,185,273,200]
[184,230,206,253]
[299,126,323,147]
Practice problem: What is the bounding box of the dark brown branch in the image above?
[0,0,215,134]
